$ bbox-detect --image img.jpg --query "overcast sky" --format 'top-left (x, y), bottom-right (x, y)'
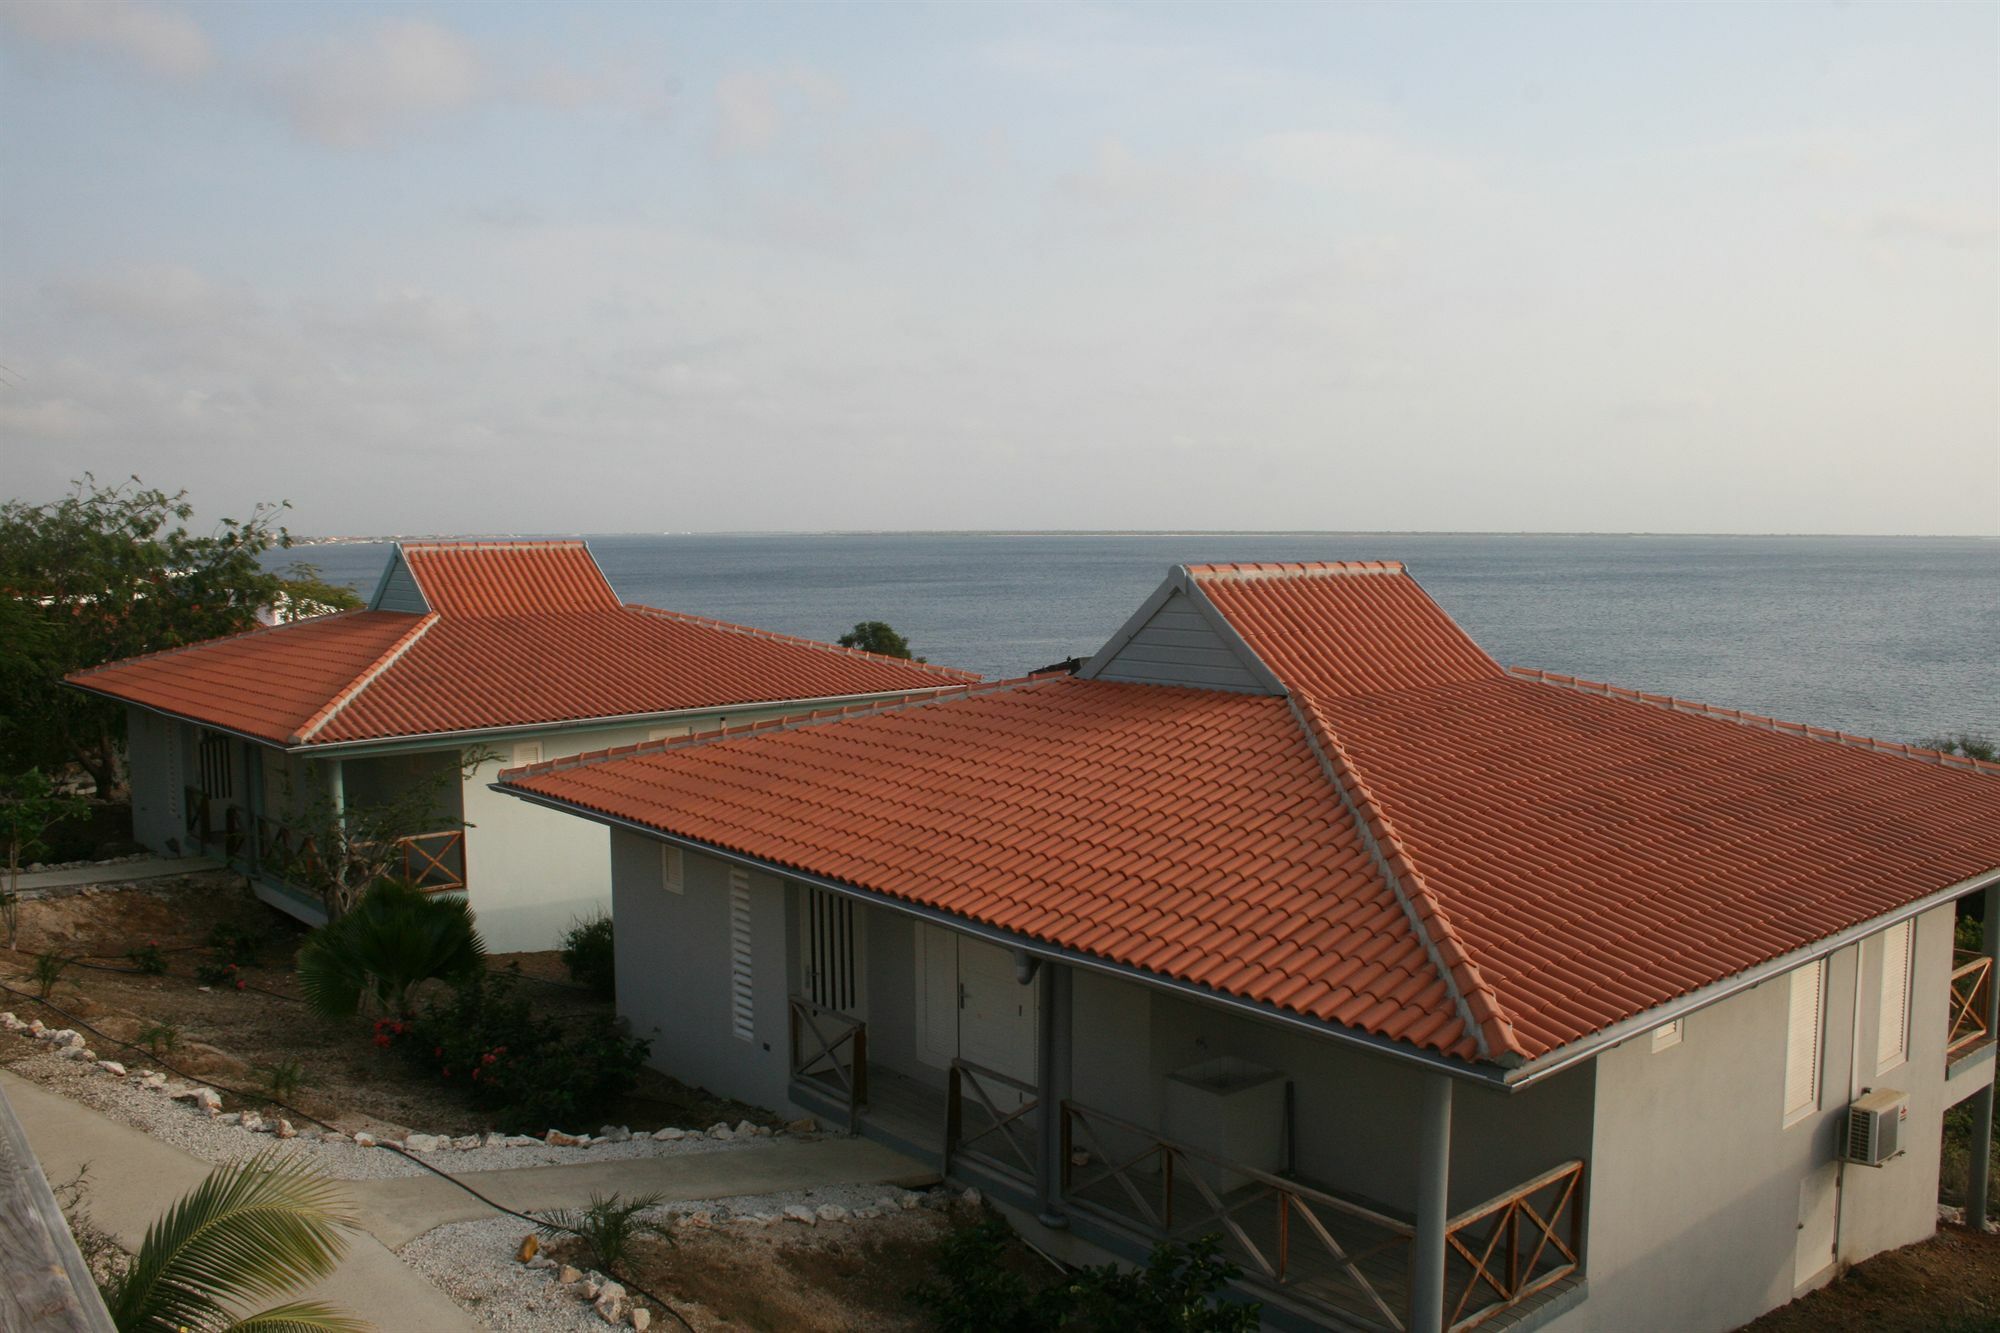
top-left (2, 1), bottom-right (1995, 536)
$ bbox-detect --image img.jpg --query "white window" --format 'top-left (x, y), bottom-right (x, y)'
top-left (729, 869), bottom-right (754, 1042)
top-left (661, 845), bottom-right (684, 894)
top-left (1784, 960), bottom-right (1825, 1125)
top-left (1651, 1018), bottom-right (1684, 1052)
top-left (1876, 920), bottom-right (1913, 1073)
top-left (513, 740), bottom-right (542, 767)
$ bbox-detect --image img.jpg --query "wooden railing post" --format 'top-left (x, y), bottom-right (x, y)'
top-left (849, 1025), bottom-right (867, 1134)
top-left (945, 1064), bottom-right (962, 1174)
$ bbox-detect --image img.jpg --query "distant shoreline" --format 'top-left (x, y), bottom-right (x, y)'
top-left (291, 530), bottom-right (1998, 545)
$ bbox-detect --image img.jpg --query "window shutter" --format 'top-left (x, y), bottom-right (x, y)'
top-left (729, 869), bottom-right (754, 1042)
top-left (1876, 921), bottom-right (1912, 1072)
top-left (1784, 960), bottom-right (1824, 1124)
top-left (802, 886), bottom-right (860, 1013)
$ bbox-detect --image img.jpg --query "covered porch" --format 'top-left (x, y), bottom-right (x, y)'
top-left (782, 894), bottom-right (1589, 1332)
top-left (173, 727), bottom-right (467, 921)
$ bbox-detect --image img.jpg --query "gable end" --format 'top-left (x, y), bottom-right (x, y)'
top-left (369, 547), bottom-right (430, 614)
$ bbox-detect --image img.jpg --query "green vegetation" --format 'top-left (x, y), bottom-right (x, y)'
top-left (125, 941), bottom-right (167, 975)
top-left (560, 912), bottom-right (617, 999)
top-left (389, 968), bottom-right (650, 1133)
top-left (911, 1217), bottom-right (1259, 1332)
top-left (137, 1022), bottom-right (181, 1059)
top-left (31, 948), bottom-right (78, 999)
top-left (1918, 733), bottom-right (1997, 763)
top-left (0, 476), bottom-right (358, 794)
top-left (103, 1148), bottom-right (365, 1333)
top-left (297, 879), bottom-right (485, 1020)
top-left (257, 1057), bottom-right (307, 1102)
top-left (0, 768), bottom-right (88, 948)
top-left (838, 620), bottom-right (913, 659)
top-left (535, 1191), bottom-right (672, 1271)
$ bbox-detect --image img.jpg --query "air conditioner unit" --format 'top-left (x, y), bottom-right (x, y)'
top-left (1844, 1088), bottom-right (1908, 1167)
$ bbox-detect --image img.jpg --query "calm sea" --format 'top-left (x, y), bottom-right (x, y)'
top-left (284, 534), bottom-right (1998, 746)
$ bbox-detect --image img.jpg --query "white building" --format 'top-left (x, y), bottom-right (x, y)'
top-left (68, 540), bottom-right (975, 951)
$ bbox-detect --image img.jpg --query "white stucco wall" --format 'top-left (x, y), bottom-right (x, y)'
top-left (1551, 904), bottom-right (1959, 1333)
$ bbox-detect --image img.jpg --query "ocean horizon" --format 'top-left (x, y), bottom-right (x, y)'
top-left (277, 531), bottom-right (1998, 748)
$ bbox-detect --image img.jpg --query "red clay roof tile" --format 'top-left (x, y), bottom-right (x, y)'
top-left (68, 541), bottom-right (975, 745)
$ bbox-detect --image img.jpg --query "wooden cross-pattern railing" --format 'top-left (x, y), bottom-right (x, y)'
top-left (1949, 951), bottom-right (1993, 1059)
top-left (1060, 1101), bottom-right (1415, 1331)
top-left (945, 1058), bottom-right (1039, 1182)
top-left (182, 785), bottom-right (212, 849)
top-left (788, 996), bottom-right (867, 1134)
top-left (398, 829), bottom-right (466, 892)
top-left (1444, 1159), bottom-right (1585, 1332)
top-left (255, 815), bottom-right (323, 886)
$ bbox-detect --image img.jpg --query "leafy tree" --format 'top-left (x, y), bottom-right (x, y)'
top-left (1919, 734), bottom-right (1998, 763)
top-left (838, 620), bottom-right (913, 659)
top-left (560, 911), bottom-right (617, 999)
top-left (1064, 1234), bottom-right (1259, 1332)
top-left (271, 751), bottom-right (480, 920)
top-left (297, 878), bottom-right (486, 1020)
top-left (0, 476), bottom-right (360, 793)
top-left (103, 1149), bottom-right (365, 1332)
top-left (0, 768), bottom-right (88, 948)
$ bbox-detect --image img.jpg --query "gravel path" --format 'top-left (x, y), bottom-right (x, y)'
top-left (1, 1035), bottom-right (783, 1182)
top-left (401, 1181), bottom-right (950, 1332)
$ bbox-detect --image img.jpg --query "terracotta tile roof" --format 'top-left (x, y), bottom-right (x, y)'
top-left (67, 542), bottom-right (976, 746)
top-left (510, 675), bottom-right (1483, 1059)
top-left (502, 561), bottom-right (2000, 1068)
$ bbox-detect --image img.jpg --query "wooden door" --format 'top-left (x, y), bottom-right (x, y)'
top-left (957, 938), bottom-right (1037, 1110)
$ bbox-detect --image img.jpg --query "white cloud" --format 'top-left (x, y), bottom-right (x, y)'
top-left (1864, 205), bottom-right (1998, 250)
top-left (278, 18), bottom-right (484, 148)
top-left (0, 0), bottom-right (211, 79)
top-left (1245, 129), bottom-right (1481, 200)
top-left (712, 65), bottom-right (845, 156)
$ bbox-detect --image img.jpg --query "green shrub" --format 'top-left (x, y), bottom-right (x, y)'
top-left (257, 1057), bottom-right (306, 1101)
top-left (392, 970), bottom-right (649, 1133)
top-left (536, 1191), bottom-right (671, 1270)
top-left (125, 940), bottom-right (167, 975)
top-left (194, 958), bottom-right (244, 989)
top-left (560, 913), bottom-right (617, 999)
top-left (297, 879), bottom-right (485, 1020)
top-left (137, 1022), bottom-right (180, 1058)
top-left (205, 921), bottom-right (263, 967)
top-left (911, 1219), bottom-right (1260, 1333)
top-left (31, 949), bottom-right (77, 999)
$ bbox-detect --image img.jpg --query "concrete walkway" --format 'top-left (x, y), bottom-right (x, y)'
top-left (351, 1137), bottom-right (936, 1246)
top-left (15, 855), bottom-right (221, 893)
top-left (3, 1067), bottom-right (934, 1329)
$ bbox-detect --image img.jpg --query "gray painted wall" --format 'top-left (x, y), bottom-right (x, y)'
top-left (370, 552), bottom-right (429, 613)
top-left (1553, 904), bottom-right (1958, 1333)
top-left (125, 707), bottom-right (180, 853)
top-left (1092, 590), bottom-right (1268, 692)
top-left (610, 833), bottom-right (796, 1115)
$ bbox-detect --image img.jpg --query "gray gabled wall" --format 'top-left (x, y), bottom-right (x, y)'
top-left (369, 550), bottom-right (428, 613)
top-left (1090, 589), bottom-right (1268, 692)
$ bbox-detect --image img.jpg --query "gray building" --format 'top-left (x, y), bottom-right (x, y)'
top-left (503, 561), bottom-right (2000, 1332)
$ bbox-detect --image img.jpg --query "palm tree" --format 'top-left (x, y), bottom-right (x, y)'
top-left (105, 1149), bottom-right (367, 1332)
top-left (297, 878), bottom-right (485, 1020)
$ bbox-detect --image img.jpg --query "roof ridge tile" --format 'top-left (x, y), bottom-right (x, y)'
top-left (1508, 666), bottom-right (2000, 777)
top-left (623, 603), bottom-right (980, 682)
top-left (1186, 560), bottom-right (1407, 581)
top-left (502, 674), bottom-right (1048, 782)
top-left (1286, 690), bottom-right (1529, 1063)
top-left (292, 613), bottom-right (441, 744)
top-left (63, 609), bottom-right (381, 682)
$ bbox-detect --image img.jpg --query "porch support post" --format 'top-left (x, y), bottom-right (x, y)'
top-left (243, 745), bottom-right (264, 876)
top-left (1412, 1072), bottom-right (1453, 1333)
top-left (1036, 962), bottom-right (1072, 1228)
top-left (1970, 885), bottom-right (2000, 1231)
top-left (326, 758), bottom-right (344, 826)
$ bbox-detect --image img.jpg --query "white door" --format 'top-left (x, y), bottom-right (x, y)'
top-left (956, 938), bottom-right (1038, 1110)
top-left (1795, 1166), bottom-right (1837, 1288)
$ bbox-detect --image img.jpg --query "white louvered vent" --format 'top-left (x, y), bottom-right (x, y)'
top-left (802, 886), bottom-right (860, 1013)
top-left (661, 845), bottom-right (684, 894)
top-left (1784, 959), bottom-right (1825, 1125)
top-left (1876, 921), bottom-right (1912, 1073)
top-left (514, 741), bottom-right (542, 767)
top-left (1651, 1018), bottom-right (1683, 1052)
top-left (729, 869), bottom-right (754, 1042)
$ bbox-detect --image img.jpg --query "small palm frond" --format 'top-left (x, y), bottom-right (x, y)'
top-left (108, 1149), bottom-right (360, 1333)
top-left (219, 1301), bottom-right (372, 1333)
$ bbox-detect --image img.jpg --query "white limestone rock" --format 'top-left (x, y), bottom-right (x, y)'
top-left (596, 1125), bottom-right (633, 1144)
top-left (94, 1060), bottom-right (126, 1077)
top-left (706, 1123), bottom-right (734, 1141)
top-left (451, 1134), bottom-right (481, 1151)
top-left (629, 1309), bottom-right (651, 1332)
top-left (815, 1204), bottom-right (848, 1223)
top-left (353, 1132), bottom-right (377, 1148)
top-left (404, 1133), bottom-right (445, 1152)
top-left (651, 1127), bottom-right (686, 1141)
top-left (275, 1119), bottom-right (297, 1139)
top-left (783, 1204), bottom-right (816, 1225)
